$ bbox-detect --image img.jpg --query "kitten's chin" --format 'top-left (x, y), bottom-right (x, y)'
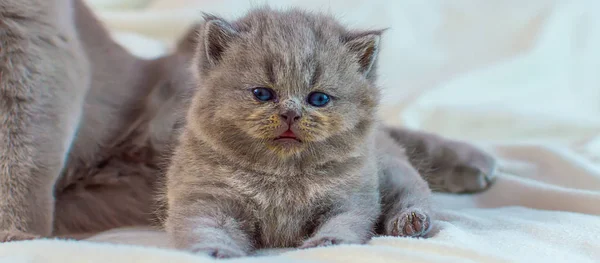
top-left (266, 138), bottom-right (306, 157)
top-left (274, 138), bottom-right (302, 144)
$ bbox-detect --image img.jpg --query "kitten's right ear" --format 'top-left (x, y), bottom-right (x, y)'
top-left (344, 30), bottom-right (385, 77)
top-left (201, 14), bottom-right (239, 67)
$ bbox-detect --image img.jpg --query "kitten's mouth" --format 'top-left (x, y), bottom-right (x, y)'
top-left (275, 130), bottom-right (301, 143)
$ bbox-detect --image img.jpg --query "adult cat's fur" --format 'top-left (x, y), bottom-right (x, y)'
top-left (0, 0), bottom-right (195, 240)
top-left (0, 0), bottom-right (90, 239)
top-left (163, 8), bottom-right (495, 258)
top-left (0, 1), bottom-right (495, 242)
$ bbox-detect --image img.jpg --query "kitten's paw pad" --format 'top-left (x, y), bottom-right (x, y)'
top-left (300, 237), bottom-right (348, 249)
top-left (389, 210), bottom-right (431, 238)
top-left (190, 245), bottom-right (246, 258)
top-left (0, 231), bottom-right (39, 243)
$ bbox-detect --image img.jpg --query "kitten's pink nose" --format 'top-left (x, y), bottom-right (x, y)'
top-left (280, 110), bottom-right (301, 124)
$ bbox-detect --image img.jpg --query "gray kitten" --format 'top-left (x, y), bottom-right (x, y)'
top-left (164, 8), bottom-right (495, 258)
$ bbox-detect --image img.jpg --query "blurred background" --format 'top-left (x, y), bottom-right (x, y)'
top-left (84, 0), bottom-right (600, 162)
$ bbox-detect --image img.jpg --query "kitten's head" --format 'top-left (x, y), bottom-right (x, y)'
top-left (188, 8), bottom-right (383, 169)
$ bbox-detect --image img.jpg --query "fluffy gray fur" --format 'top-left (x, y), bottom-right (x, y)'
top-left (0, 0), bottom-right (195, 241)
top-left (164, 8), bottom-right (496, 258)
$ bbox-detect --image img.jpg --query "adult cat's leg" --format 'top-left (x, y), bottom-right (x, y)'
top-left (0, 0), bottom-right (89, 240)
top-left (384, 126), bottom-right (497, 193)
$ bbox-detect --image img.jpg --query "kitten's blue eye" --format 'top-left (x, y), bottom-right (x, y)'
top-left (307, 92), bottom-right (331, 107)
top-left (252, 88), bottom-right (275, 102)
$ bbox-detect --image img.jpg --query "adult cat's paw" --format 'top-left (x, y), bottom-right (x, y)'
top-left (189, 244), bottom-right (246, 259)
top-left (387, 209), bottom-right (431, 238)
top-left (300, 236), bottom-right (358, 249)
top-left (0, 230), bottom-right (39, 243)
top-left (432, 142), bottom-right (497, 193)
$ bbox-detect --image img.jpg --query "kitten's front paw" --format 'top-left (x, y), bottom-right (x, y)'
top-left (0, 230), bottom-right (39, 243)
top-left (435, 142), bottom-right (497, 193)
top-left (387, 209), bottom-right (431, 238)
top-left (189, 244), bottom-right (246, 259)
top-left (300, 236), bottom-right (355, 249)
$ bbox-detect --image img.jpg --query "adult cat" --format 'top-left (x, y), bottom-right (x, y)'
top-left (0, 0), bottom-right (195, 241)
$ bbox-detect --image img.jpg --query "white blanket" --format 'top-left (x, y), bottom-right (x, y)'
top-left (2, 0), bottom-right (600, 262)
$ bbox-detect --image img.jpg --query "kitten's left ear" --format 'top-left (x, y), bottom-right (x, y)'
top-left (344, 30), bottom-right (384, 77)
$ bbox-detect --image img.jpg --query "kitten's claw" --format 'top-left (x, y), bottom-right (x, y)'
top-left (300, 236), bottom-right (349, 249)
top-left (388, 209), bottom-right (431, 237)
top-left (0, 230), bottom-right (39, 243)
top-left (190, 245), bottom-right (246, 259)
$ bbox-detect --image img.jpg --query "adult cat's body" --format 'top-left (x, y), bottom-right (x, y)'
top-left (0, 1), bottom-right (495, 242)
top-left (0, 0), bottom-right (195, 240)
top-left (163, 9), bottom-right (496, 258)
